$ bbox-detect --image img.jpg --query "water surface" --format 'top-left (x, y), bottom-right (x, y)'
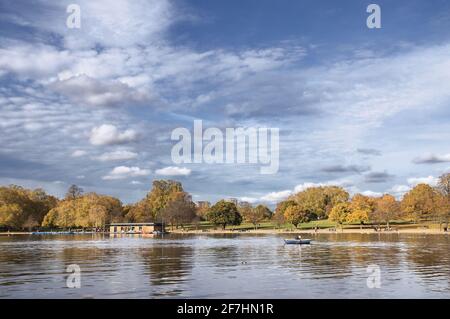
top-left (1, 233), bottom-right (449, 298)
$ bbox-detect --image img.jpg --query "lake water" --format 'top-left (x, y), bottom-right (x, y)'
top-left (0, 233), bottom-right (449, 298)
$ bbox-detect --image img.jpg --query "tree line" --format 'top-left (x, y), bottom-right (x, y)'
top-left (274, 173), bottom-right (450, 230)
top-left (0, 173), bottom-right (449, 231)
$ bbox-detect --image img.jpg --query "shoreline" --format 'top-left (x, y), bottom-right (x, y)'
top-left (1, 228), bottom-right (449, 236)
top-left (169, 228), bottom-right (450, 235)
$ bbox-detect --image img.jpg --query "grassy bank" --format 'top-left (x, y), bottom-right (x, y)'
top-left (169, 219), bottom-right (449, 234)
top-left (1, 220), bottom-right (448, 236)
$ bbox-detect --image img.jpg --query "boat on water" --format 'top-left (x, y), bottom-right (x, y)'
top-left (31, 231), bottom-right (75, 235)
top-left (284, 238), bottom-right (312, 245)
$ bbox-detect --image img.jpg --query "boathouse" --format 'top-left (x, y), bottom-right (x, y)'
top-left (109, 222), bottom-right (165, 234)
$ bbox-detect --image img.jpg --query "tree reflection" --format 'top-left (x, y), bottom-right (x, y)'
top-left (139, 245), bottom-right (193, 296)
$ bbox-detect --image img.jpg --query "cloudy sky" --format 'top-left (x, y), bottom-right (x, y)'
top-left (1, 0), bottom-right (450, 206)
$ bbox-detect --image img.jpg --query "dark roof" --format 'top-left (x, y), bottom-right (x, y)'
top-left (108, 223), bottom-right (164, 226)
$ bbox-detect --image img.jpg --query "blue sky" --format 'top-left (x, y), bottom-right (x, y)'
top-left (1, 0), bottom-right (450, 206)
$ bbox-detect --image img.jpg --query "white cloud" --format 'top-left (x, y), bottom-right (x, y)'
top-left (389, 184), bottom-right (411, 197)
top-left (51, 75), bottom-right (152, 107)
top-left (241, 179), bottom-right (354, 205)
top-left (6, 0), bottom-right (178, 50)
top-left (260, 190), bottom-right (292, 203)
top-left (0, 44), bottom-right (72, 78)
top-left (71, 150), bottom-right (87, 157)
top-left (293, 180), bottom-right (352, 193)
top-left (407, 175), bottom-right (439, 187)
top-left (388, 176), bottom-right (439, 198)
top-left (130, 180), bottom-right (143, 185)
top-left (103, 166), bottom-right (150, 180)
top-left (2, 1), bottom-right (450, 205)
top-left (90, 124), bottom-right (138, 145)
top-left (360, 190), bottom-right (383, 197)
top-left (95, 150), bottom-right (138, 161)
top-left (155, 166), bottom-right (191, 176)
top-left (238, 197), bottom-right (259, 204)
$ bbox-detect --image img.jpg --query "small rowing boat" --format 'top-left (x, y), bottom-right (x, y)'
top-left (284, 239), bottom-right (312, 245)
top-left (31, 231), bottom-right (75, 235)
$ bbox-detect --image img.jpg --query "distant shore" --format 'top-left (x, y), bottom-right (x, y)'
top-left (1, 228), bottom-right (449, 236)
top-left (169, 227), bottom-right (450, 235)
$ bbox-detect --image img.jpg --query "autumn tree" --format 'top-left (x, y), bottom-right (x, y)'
top-left (438, 173), bottom-right (450, 197)
top-left (255, 204), bottom-right (273, 219)
top-left (348, 194), bottom-right (375, 228)
top-left (207, 200), bottom-right (242, 230)
top-left (374, 194), bottom-right (400, 229)
top-left (291, 186), bottom-right (349, 219)
top-left (247, 205), bottom-right (266, 230)
top-left (42, 193), bottom-right (123, 228)
top-left (0, 185), bottom-right (58, 230)
top-left (323, 186), bottom-right (350, 216)
top-left (238, 201), bottom-right (253, 222)
top-left (329, 202), bottom-right (352, 229)
top-left (437, 173), bottom-right (450, 230)
top-left (126, 200), bottom-right (153, 222)
top-left (272, 211), bottom-right (286, 228)
top-left (161, 192), bottom-right (196, 230)
top-left (433, 193), bottom-right (449, 229)
top-left (401, 184), bottom-right (439, 223)
top-left (65, 185), bottom-right (83, 200)
top-left (195, 202), bottom-right (211, 220)
top-left (272, 200), bottom-right (294, 228)
top-left (275, 200), bottom-right (296, 216)
top-left (283, 204), bottom-right (311, 228)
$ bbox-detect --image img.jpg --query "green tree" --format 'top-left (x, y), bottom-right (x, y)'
top-left (255, 204), bottom-right (273, 219)
top-left (207, 200), bottom-right (242, 230)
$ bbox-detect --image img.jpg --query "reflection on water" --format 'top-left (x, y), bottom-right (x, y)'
top-left (0, 233), bottom-right (449, 298)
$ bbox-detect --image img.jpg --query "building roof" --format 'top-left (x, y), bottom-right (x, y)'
top-left (108, 222), bottom-right (164, 226)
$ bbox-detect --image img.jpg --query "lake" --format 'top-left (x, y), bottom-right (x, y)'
top-left (0, 233), bottom-right (449, 298)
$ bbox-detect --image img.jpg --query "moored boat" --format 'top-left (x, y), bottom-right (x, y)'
top-left (31, 231), bottom-right (75, 235)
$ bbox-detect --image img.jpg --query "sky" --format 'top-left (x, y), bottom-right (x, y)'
top-left (1, 0), bottom-right (450, 206)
